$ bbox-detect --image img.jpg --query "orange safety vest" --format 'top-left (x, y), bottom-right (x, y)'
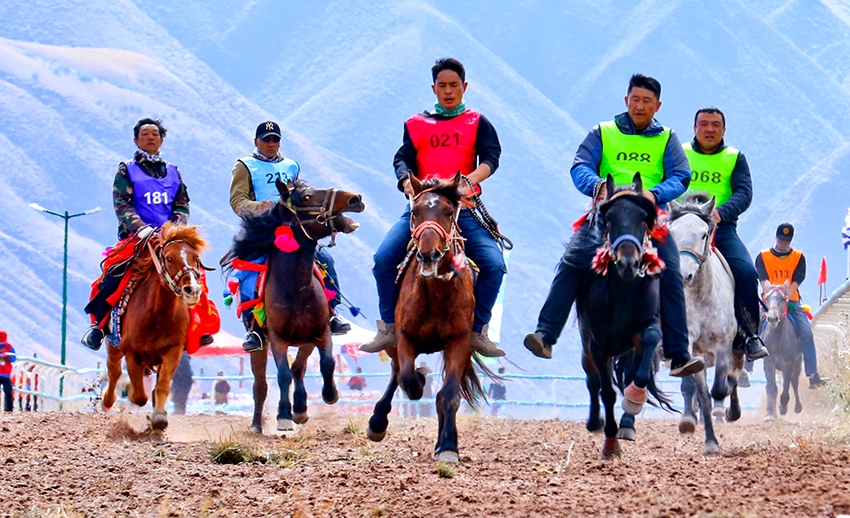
top-left (405, 110), bottom-right (480, 187)
top-left (760, 249), bottom-right (803, 301)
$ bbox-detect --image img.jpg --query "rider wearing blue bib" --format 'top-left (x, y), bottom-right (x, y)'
top-left (229, 121), bottom-right (350, 353)
top-left (525, 74), bottom-right (704, 378)
top-left (682, 107), bottom-right (769, 364)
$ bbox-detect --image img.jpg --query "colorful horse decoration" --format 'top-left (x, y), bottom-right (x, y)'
top-left (222, 178), bottom-right (364, 433)
top-left (367, 173), bottom-right (496, 463)
top-left (762, 281), bottom-right (804, 421)
top-left (576, 174), bottom-right (674, 459)
top-left (102, 223), bottom-right (211, 441)
top-left (667, 194), bottom-right (743, 454)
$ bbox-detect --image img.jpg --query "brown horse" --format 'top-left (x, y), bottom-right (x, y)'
top-left (367, 173), bottom-right (493, 462)
top-left (224, 178), bottom-right (364, 433)
top-left (102, 223), bottom-right (209, 441)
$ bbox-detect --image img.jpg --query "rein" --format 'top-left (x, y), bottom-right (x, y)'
top-left (675, 210), bottom-right (716, 266)
top-left (147, 239), bottom-right (203, 298)
top-left (409, 190), bottom-right (466, 281)
top-left (281, 188), bottom-right (342, 244)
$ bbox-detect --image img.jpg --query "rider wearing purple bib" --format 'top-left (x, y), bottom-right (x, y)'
top-left (82, 118), bottom-right (192, 350)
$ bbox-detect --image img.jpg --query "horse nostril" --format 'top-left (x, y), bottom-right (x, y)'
top-left (349, 195), bottom-right (362, 206)
top-left (183, 286), bottom-right (195, 296)
top-left (416, 252), bottom-right (426, 264)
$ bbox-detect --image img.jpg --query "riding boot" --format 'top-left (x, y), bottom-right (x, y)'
top-left (330, 315), bottom-right (351, 335)
top-left (359, 320), bottom-right (396, 353)
top-left (469, 325), bottom-right (506, 357)
top-left (81, 325), bottom-right (105, 351)
top-left (242, 312), bottom-right (264, 353)
top-left (733, 296), bottom-right (769, 361)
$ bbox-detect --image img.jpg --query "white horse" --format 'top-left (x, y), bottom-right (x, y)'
top-left (668, 194), bottom-right (743, 454)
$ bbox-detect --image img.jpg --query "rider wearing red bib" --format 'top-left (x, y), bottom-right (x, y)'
top-left (360, 58), bottom-right (506, 357)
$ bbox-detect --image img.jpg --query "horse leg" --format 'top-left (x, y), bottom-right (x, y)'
top-left (679, 375), bottom-right (698, 434)
top-left (582, 344), bottom-right (603, 433)
top-left (102, 347), bottom-right (124, 411)
top-left (270, 343), bottom-right (295, 431)
top-left (367, 348), bottom-right (399, 442)
top-left (435, 340), bottom-right (468, 463)
top-left (592, 350), bottom-right (620, 459)
top-left (290, 345), bottom-right (312, 425)
top-left (725, 351), bottom-right (744, 422)
top-left (317, 335), bottom-right (339, 405)
top-left (617, 413), bottom-right (636, 441)
top-left (694, 370), bottom-right (719, 454)
top-left (764, 359), bottom-right (777, 422)
top-left (397, 334), bottom-right (424, 400)
top-left (779, 367), bottom-right (791, 416)
top-left (124, 354), bottom-right (148, 408)
top-left (792, 360), bottom-right (803, 414)
top-left (249, 347), bottom-right (269, 433)
top-left (149, 345), bottom-right (182, 442)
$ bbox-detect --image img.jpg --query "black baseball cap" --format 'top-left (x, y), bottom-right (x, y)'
top-left (776, 223), bottom-right (794, 241)
top-left (256, 121), bottom-right (282, 139)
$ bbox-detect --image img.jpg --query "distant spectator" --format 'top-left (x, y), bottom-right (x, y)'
top-left (0, 331), bottom-right (17, 412)
top-left (214, 371), bottom-right (230, 405)
top-left (488, 367), bottom-right (507, 416)
top-left (348, 367), bottom-right (366, 392)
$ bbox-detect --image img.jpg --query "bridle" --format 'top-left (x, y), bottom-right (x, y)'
top-left (410, 188), bottom-right (465, 280)
top-left (597, 193), bottom-right (660, 278)
top-left (147, 239), bottom-right (205, 298)
top-left (764, 284), bottom-right (789, 321)
top-left (281, 188), bottom-right (344, 242)
top-left (675, 211), bottom-right (716, 267)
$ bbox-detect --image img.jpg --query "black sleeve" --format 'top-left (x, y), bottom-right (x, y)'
top-left (476, 114), bottom-right (501, 174)
top-left (717, 152), bottom-right (753, 223)
top-left (393, 124), bottom-right (417, 192)
top-left (793, 253), bottom-right (806, 285)
top-left (755, 253), bottom-right (768, 282)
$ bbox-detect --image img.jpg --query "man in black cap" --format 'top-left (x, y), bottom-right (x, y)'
top-left (755, 223), bottom-right (828, 388)
top-left (228, 121), bottom-right (351, 353)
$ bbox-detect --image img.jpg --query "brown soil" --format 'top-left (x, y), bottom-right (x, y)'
top-left (0, 409), bottom-right (849, 518)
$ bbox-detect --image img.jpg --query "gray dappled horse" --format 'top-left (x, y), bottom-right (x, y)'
top-left (762, 281), bottom-right (803, 421)
top-left (667, 194), bottom-right (743, 454)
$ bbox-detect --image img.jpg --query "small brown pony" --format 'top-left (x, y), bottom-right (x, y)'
top-left (367, 173), bottom-right (493, 463)
top-left (102, 223), bottom-right (209, 441)
top-left (224, 178), bottom-right (364, 433)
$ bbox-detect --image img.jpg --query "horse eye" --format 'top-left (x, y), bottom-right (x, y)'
top-left (166, 257), bottom-right (172, 263)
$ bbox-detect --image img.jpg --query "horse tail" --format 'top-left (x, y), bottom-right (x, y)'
top-left (452, 353), bottom-right (502, 407)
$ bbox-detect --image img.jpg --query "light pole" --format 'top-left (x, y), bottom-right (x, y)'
top-left (29, 203), bottom-right (103, 367)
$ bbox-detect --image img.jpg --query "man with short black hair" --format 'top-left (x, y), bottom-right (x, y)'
top-left (756, 223), bottom-right (827, 388)
top-left (682, 107), bottom-right (768, 362)
top-left (525, 74), bottom-right (704, 377)
top-left (359, 57), bottom-right (507, 357)
top-left (229, 121), bottom-right (350, 353)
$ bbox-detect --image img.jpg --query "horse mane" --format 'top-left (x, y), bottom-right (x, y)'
top-left (226, 179), bottom-right (313, 263)
top-left (669, 192), bottom-right (714, 226)
top-left (133, 223), bottom-right (208, 279)
top-left (418, 178), bottom-right (463, 206)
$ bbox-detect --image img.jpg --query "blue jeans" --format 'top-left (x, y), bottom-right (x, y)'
top-left (316, 247), bottom-right (342, 309)
top-left (788, 302), bottom-right (818, 377)
top-left (373, 207), bottom-right (506, 333)
top-left (714, 224), bottom-right (760, 337)
top-left (535, 219), bottom-right (690, 361)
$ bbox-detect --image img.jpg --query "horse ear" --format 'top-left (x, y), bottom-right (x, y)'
top-left (632, 173), bottom-right (643, 193)
top-left (668, 199), bottom-right (681, 214)
top-left (605, 174), bottom-right (615, 201)
top-left (450, 171), bottom-right (463, 189)
top-left (782, 279), bottom-right (790, 289)
top-left (410, 174), bottom-right (422, 196)
top-left (699, 196), bottom-right (717, 217)
top-left (276, 178), bottom-right (292, 202)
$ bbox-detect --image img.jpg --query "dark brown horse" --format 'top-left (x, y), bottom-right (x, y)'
top-left (102, 223), bottom-right (208, 441)
top-left (367, 173), bottom-right (492, 462)
top-left (224, 178), bottom-right (364, 433)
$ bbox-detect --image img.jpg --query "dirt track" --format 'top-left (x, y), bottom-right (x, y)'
top-left (1, 407), bottom-right (849, 518)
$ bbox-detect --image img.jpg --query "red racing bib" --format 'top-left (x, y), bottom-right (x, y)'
top-left (406, 110), bottom-right (480, 184)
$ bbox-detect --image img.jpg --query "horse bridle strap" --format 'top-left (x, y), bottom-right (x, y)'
top-left (147, 240), bottom-right (202, 297)
top-left (283, 188), bottom-right (341, 241)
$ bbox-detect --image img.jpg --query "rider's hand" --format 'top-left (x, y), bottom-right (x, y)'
top-left (711, 208), bottom-right (722, 224)
top-left (256, 200), bottom-right (275, 213)
top-left (403, 178), bottom-right (414, 197)
top-left (641, 190), bottom-right (657, 204)
top-left (136, 226), bottom-right (155, 239)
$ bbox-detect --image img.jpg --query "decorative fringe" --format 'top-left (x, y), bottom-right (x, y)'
top-left (274, 225), bottom-right (299, 252)
top-left (572, 213), bottom-right (589, 232)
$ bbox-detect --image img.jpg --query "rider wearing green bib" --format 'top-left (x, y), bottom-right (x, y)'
top-left (682, 107), bottom-right (768, 364)
top-left (525, 74), bottom-right (704, 378)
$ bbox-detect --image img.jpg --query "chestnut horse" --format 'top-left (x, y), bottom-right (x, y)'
top-left (367, 174), bottom-right (494, 463)
top-left (224, 178), bottom-right (364, 433)
top-left (102, 223), bottom-right (209, 441)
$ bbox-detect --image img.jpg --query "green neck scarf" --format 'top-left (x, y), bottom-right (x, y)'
top-left (434, 101), bottom-right (467, 118)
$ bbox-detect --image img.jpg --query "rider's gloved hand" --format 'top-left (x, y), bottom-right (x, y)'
top-left (136, 225), bottom-right (156, 239)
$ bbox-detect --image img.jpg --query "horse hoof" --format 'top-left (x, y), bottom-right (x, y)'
top-left (765, 414), bottom-right (775, 422)
top-left (703, 441), bottom-right (720, 455)
top-left (366, 426), bottom-right (387, 442)
top-left (586, 418), bottom-right (604, 433)
top-left (621, 398), bottom-right (644, 416)
top-left (794, 403), bottom-right (803, 414)
top-left (151, 430), bottom-right (166, 443)
top-left (617, 427), bottom-right (636, 441)
top-left (151, 411), bottom-right (168, 431)
top-left (602, 437), bottom-right (622, 460)
top-left (726, 406), bottom-right (741, 422)
top-left (712, 404), bottom-right (725, 419)
top-left (293, 412), bottom-right (309, 425)
top-left (435, 450), bottom-right (459, 463)
top-left (780, 405), bottom-right (788, 416)
top-left (249, 425), bottom-right (262, 434)
top-left (679, 416), bottom-right (696, 434)
top-left (323, 389), bottom-right (339, 405)
top-left (277, 419), bottom-right (295, 431)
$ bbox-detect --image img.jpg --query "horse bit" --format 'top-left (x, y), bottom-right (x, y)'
top-left (282, 188), bottom-right (344, 244)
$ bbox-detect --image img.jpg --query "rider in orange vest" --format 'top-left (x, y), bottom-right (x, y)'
top-left (755, 223), bottom-right (827, 388)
